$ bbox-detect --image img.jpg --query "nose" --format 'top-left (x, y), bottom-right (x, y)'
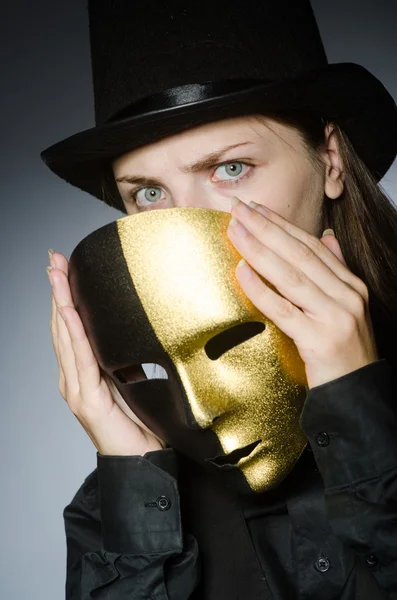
top-left (171, 189), bottom-right (209, 209)
top-left (169, 180), bottom-right (224, 210)
top-left (171, 192), bottom-right (233, 213)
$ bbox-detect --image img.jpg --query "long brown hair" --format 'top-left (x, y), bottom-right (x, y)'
top-left (266, 110), bottom-right (397, 368)
top-left (101, 111), bottom-right (397, 368)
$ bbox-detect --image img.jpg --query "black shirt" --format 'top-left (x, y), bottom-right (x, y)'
top-left (63, 359), bottom-right (397, 599)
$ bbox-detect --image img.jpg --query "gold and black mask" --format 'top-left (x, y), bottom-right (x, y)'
top-left (68, 208), bottom-right (308, 494)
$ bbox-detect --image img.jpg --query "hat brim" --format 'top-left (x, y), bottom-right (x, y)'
top-left (41, 62), bottom-right (397, 207)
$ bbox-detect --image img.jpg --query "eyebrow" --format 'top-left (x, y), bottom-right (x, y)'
top-left (115, 142), bottom-right (253, 186)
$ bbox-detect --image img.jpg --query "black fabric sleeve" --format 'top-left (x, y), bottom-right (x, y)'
top-left (63, 448), bottom-right (200, 600)
top-left (300, 359), bottom-right (397, 597)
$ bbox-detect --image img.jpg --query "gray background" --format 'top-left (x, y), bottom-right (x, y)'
top-left (1, 1), bottom-right (396, 598)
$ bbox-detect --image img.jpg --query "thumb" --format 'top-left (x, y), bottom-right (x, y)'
top-left (320, 229), bottom-right (347, 266)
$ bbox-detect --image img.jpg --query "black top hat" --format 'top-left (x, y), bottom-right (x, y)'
top-left (41, 0), bottom-right (397, 210)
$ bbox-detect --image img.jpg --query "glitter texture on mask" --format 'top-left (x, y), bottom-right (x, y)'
top-left (117, 208), bottom-right (308, 492)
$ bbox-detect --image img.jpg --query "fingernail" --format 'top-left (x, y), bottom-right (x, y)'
top-left (46, 266), bottom-right (53, 283)
top-left (322, 229), bottom-right (335, 237)
top-left (231, 196), bottom-right (240, 207)
top-left (251, 202), bottom-right (269, 216)
top-left (48, 249), bottom-right (55, 267)
top-left (228, 217), bottom-right (247, 237)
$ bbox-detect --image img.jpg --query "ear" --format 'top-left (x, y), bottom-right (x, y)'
top-left (323, 124), bottom-right (345, 200)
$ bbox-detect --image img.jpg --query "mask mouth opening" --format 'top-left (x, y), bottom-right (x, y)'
top-left (206, 439), bottom-right (262, 466)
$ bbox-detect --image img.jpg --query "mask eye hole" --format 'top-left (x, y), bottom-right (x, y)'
top-left (113, 363), bottom-right (169, 383)
top-left (205, 322), bottom-right (265, 360)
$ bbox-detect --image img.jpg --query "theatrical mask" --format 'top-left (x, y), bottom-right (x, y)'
top-left (68, 208), bottom-right (308, 494)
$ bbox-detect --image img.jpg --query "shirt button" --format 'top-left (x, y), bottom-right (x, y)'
top-left (156, 495), bottom-right (172, 511)
top-left (314, 556), bottom-right (330, 573)
top-left (316, 432), bottom-right (330, 447)
top-left (366, 554), bottom-right (378, 568)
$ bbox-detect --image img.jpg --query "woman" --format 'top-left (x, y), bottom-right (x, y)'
top-left (42, 1), bottom-right (397, 598)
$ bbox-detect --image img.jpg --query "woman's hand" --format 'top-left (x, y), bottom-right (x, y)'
top-left (47, 250), bottom-right (164, 456)
top-left (226, 197), bottom-right (379, 390)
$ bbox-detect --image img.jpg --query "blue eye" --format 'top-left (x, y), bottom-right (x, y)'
top-left (213, 161), bottom-right (246, 181)
top-left (134, 186), bottom-right (165, 207)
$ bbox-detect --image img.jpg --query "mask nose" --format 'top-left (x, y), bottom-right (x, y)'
top-left (185, 321), bottom-right (267, 430)
top-left (184, 404), bottom-right (223, 430)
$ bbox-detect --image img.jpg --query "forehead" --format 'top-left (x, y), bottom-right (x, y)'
top-left (112, 115), bottom-right (298, 173)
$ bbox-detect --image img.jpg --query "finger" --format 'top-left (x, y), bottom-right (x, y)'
top-left (50, 268), bottom-right (81, 399)
top-left (54, 292), bottom-right (69, 395)
top-left (51, 267), bottom-right (104, 404)
top-left (50, 286), bottom-right (62, 369)
top-left (51, 251), bottom-right (69, 277)
top-left (60, 304), bottom-right (103, 407)
top-left (228, 219), bottom-right (338, 319)
top-left (48, 251), bottom-right (60, 363)
top-left (49, 273), bottom-right (59, 356)
top-left (48, 269), bottom-right (67, 389)
top-left (51, 252), bottom-right (72, 393)
top-left (234, 258), bottom-right (310, 343)
top-left (48, 251), bottom-right (70, 369)
top-left (320, 233), bottom-right (347, 266)
top-left (237, 203), bottom-right (362, 293)
top-left (230, 199), bottom-right (365, 299)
